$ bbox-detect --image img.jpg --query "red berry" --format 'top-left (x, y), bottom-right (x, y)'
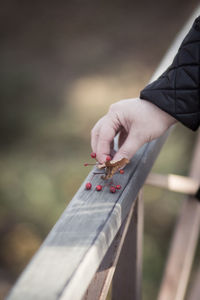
top-left (106, 155), bottom-right (111, 161)
top-left (119, 169), bottom-right (124, 174)
top-left (91, 152), bottom-right (96, 159)
top-left (116, 184), bottom-right (121, 190)
top-left (85, 182), bottom-right (92, 190)
top-left (84, 163), bottom-right (88, 166)
top-left (110, 186), bottom-right (116, 193)
top-left (96, 185), bottom-right (102, 191)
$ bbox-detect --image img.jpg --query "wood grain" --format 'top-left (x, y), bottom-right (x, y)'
top-left (82, 191), bottom-right (142, 300)
top-left (7, 136), bottom-right (168, 300)
top-left (112, 191), bottom-right (143, 300)
top-left (187, 263), bottom-right (200, 300)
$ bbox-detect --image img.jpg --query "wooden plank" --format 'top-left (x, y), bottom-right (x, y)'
top-left (82, 191), bottom-right (142, 300)
top-left (146, 173), bottom-right (199, 196)
top-left (7, 8), bottom-right (200, 300)
top-left (157, 131), bottom-right (200, 300)
top-left (112, 191), bottom-right (143, 300)
top-left (7, 136), bottom-right (165, 300)
top-left (187, 263), bottom-right (200, 300)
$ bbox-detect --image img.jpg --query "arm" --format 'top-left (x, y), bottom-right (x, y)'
top-left (91, 17), bottom-right (200, 163)
top-left (140, 16), bottom-right (200, 131)
top-left (91, 98), bottom-right (176, 163)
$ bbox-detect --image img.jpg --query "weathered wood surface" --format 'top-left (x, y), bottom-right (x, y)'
top-left (7, 135), bottom-right (167, 300)
top-left (83, 191), bottom-right (143, 300)
top-left (187, 262), bottom-right (200, 300)
top-left (7, 7), bottom-right (200, 300)
top-left (157, 131), bottom-right (200, 300)
top-left (112, 191), bottom-right (143, 300)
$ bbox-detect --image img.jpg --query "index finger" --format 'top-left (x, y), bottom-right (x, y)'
top-left (96, 118), bottom-right (118, 163)
top-left (91, 116), bottom-right (105, 154)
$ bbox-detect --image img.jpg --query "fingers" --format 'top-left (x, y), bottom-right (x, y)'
top-left (91, 117), bottom-right (105, 154)
top-left (91, 115), bottom-right (119, 163)
top-left (96, 122), bottom-right (116, 163)
top-left (91, 118), bottom-right (143, 163)
top-left (90, 97), bottom-right (173, 164)
top-left (113, 130), bottom-right (144, 161)
top-left (92, 118), bottom-right (144, 164)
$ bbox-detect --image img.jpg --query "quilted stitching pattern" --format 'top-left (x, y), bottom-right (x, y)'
top-left (140, 16), bottom-right (200, 131)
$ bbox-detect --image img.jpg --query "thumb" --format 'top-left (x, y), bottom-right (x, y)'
top-left (113, 131), bottom-right (144, 162)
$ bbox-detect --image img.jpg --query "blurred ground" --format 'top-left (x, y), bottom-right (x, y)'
top-left (0, 0), bottom-right (199, 299)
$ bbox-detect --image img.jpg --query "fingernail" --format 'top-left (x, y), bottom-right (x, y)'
top-left (112, 155), bottom-right (123, 162)
top-left (97, 155), bottom-right (106, 164)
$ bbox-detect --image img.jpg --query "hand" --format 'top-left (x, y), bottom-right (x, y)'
top-left (91, 98), bottom-right (177, 163)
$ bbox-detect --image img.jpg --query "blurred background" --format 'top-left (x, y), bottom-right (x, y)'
top-left (0, 0), bottom-right (199, 299)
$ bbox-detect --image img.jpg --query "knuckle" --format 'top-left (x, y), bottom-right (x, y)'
top-left (91, 126), bottom-right (99, 137)
top-left (90, 129), bottom-right (95, 138)
top-left (109, 103), bottom-right (118, 113)
top-left (100, 125), bottom-right (108, 136)
top-left (91, 128), bottom-right (95, 136)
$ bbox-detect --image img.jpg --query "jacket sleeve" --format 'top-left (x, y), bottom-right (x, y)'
top-left (140, 16), bottom-right (200, 131)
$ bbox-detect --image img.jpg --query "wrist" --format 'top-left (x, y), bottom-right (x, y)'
top-left (140, 98), bottom-right (177, 128)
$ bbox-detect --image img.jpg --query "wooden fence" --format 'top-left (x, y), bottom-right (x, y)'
top-left (7, 6), bottom-right (200, 300)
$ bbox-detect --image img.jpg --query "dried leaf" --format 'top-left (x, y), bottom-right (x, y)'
top-left (98, 158), bottom-right (129, 180)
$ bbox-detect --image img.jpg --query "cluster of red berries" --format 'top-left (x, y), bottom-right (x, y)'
top-left (85, 182), bottom-right (122, 193)
top-left (84, 152), bottom-right (124, 193)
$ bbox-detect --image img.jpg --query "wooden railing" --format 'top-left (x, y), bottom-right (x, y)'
top-left (7, 7), bottom-right (200, 300)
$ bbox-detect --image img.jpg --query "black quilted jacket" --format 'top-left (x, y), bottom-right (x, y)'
top-left (140, 16), bottom-right (200, 131)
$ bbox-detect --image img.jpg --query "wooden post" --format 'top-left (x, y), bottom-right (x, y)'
top-left (157, 131), bottom-right (200, 300)
top-left (112, 191), bottom-right (143, 300)
top-left (187, 263), bottom-right (200, 300)
top-left (146, 173), bottom-right (199, 196)
top-left (82, 192), bottom-right (140, 300)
